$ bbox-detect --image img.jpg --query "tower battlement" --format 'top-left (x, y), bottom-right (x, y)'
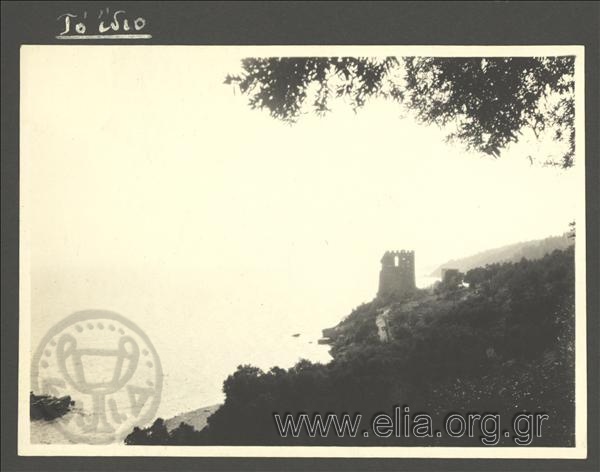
top-left (378, 249), bottom-right (416, 298)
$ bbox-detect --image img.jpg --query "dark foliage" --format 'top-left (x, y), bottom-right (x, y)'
top-left (125, 418), bottom-right (170, 445)
top-left (403, 57), bottom-right (574, 166)
top-left (225, 57), bottom-right (401, 121)
top-left (124, 418), bottom-right (203, 446)
top-left (226, 56), bottom-right (575, 167)
top-left (126, 247), bottom-right (575, 446)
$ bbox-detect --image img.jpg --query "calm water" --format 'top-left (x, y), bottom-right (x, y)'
top-left (31, 270), bottom-right (439, 424)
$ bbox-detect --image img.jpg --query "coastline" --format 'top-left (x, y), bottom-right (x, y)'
top-left (164, 403), bottom-right (222, 432)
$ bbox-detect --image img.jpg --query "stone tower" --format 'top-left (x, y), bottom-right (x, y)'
top-left (378, 250), bottom-right (416, 298)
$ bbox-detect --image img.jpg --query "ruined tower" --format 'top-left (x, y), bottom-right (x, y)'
top-left (378, 250), bottom-right (416, 298)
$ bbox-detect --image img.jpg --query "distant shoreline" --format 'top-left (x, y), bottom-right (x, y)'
top-left (164, 403), bottom-right (222, 433)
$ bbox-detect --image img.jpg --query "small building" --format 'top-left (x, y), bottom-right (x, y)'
top-left (440, 268), bottom-right (463, 287)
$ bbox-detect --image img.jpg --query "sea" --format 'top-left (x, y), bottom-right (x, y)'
top-left (30, 270), bottom-right (439, 426)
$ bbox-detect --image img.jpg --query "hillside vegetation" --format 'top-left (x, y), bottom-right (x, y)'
top-left (126, 246), bottom-right (575, 446)
top-left (430, 233), bottom-right (573, 276)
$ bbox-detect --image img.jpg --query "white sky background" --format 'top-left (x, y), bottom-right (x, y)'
top-left (22, 47), bottom-right (578, 406)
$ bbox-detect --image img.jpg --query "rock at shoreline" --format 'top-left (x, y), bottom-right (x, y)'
top-left (30, 392), bottom-right (74, 421)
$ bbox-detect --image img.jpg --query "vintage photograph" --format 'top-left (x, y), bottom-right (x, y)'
top-left (18, 45), bottom-right (585, 457)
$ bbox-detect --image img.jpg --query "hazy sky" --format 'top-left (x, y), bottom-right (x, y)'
top-left (22, 46), bottom-right (578, 366)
